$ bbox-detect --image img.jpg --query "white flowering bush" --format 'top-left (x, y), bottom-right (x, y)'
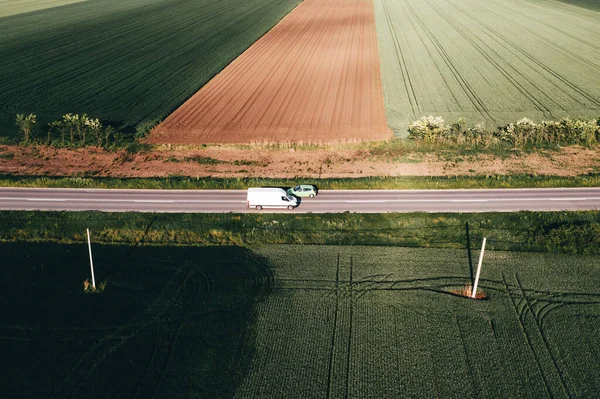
top-left (407, 116), bottom-right (450, 142)
top-left (500, 117), bottom-right (599, 146)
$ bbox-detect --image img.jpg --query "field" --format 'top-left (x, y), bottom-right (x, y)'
top-left (148, 0), bottom-right (392, 144)
top-left (374, 0), bottom-right (600, 135)
top-left (1, 0), bottom-right (87, 18)
top-left (2, 242), bottom-right (600, 397)
top-left (0, 0), bottom-right (300, 136)
top-left (0, 243), bottom-right (272, 397)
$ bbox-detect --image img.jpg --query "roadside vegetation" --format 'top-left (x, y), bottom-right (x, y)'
top-left (2, 210), bottom-right (600, 254)
top-left (1, 174), bottom-right (600, 190)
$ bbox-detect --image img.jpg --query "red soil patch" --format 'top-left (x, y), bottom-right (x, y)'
top-left (147, 0), bottom-right (392, 144)
top-left (1, 145), bottom-right (599, 179)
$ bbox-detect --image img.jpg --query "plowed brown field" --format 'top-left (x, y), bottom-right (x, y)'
top-left (147, 0), bottom-right (392, 144)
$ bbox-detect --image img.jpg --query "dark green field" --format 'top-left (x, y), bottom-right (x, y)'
top-left (0, 243), bottom-right (272, 398)
top-left (0, 0), bottom-right (300, 137)
top-left (2, 242), bottom-right (600, 397)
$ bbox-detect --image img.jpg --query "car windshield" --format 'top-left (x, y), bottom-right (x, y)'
top-left (294, 186), bottom-right (301, 191)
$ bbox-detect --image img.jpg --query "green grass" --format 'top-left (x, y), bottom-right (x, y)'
top-left (0, 0), bottom-right (300, 137)
top-left (2, 210), bottom-right (600, 254)
top-left (3, 241), bottom-right (600, 397)
top-left (1, 173), bottom-right (600, 190)
top-left (374, 0), bottom-right (600, 136)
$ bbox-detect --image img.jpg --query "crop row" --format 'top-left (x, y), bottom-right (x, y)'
top-left (238, 245), bottom-right (600, 397)
top-left (0, 0), bottom-right (301, 135)
top-left (375, 0), bottom-right (600, 135)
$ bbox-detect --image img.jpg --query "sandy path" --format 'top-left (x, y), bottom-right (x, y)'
top-left (147, 0), bottom-right (392, 144)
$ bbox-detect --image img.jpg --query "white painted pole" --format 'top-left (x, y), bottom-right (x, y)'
top-left (471, 237), bottom-right (487, 298)
top-left (87, 228), bottom-right (96, 289)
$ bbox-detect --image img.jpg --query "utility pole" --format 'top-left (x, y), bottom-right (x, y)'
top-left (87, 228), bottom-right (96, 289)
top-left (472, 237), bottom-right (487, 299)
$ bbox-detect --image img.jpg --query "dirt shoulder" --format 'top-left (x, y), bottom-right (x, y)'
top-left (1, 144), bottom-right (599, 178)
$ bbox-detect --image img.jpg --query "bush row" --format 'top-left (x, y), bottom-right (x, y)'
top-left (13, 113), bottom-right (159, 149)
top-left (408, 116), bottom-right (600, 146)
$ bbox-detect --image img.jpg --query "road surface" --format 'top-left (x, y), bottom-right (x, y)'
top-left (0, 187), bottom-right (599, 213)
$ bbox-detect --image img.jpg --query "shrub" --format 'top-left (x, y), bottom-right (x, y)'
top-left (15, 113), bottom-right (37, 144)
top-left (134, 119), bottom-right (160, 140)
top-left (408, 116), bottom-right (450, 143)
top-left (408, 115), bottom-right (600, 147)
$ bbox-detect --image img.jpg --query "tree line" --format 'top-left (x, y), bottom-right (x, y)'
top-left (15, 113), bottom-right (116, 148)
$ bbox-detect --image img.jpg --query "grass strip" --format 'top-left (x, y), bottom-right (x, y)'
top-left (2, 210), bottom-right (600, 254)
top-left (1, 174), bottom-right (600, 190)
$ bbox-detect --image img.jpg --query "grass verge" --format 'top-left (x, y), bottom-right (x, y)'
top-left (2, 210), bottom-right (600, 254)
top-left (1, 174), bottom-right (600, 190)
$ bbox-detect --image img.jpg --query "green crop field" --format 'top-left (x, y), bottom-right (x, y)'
top-left (0, 0), bottom-right (300, 137)
top-left (2, 242), bottom-right (600, 397)
top-left (374, 0), bottom-right (600, 136)
top-left (1, 0), bottom-right (88, 18)
top-left (240, 245), bottom-right (600, 398)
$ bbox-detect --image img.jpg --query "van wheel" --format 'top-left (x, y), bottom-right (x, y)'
top-left (287, 205), bottom-right (294, 210)
top-left (256, 205), bottom-right (262, 210)
top-left (309, 194), bottom-right (315, 198)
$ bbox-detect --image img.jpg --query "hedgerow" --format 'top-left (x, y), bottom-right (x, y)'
top-left (408, 116), bottom-right (600, 147)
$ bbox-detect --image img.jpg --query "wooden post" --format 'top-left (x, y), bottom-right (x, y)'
top-left (472, 237), bottom-right (486, 298)
top-left (87, 228), bottom-right (96, 289)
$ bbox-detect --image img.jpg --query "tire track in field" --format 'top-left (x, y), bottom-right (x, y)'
top-left (502, 273), bottom-right (554, 398)
top-left (397, 0), bottom-right (465, 112)
top-left (174, 1), bottom-right (305, 132)
top-left (451, 1), bottom-right (600, 109)
top-left (130, 265), bottom-right (200, 399)
top-left (485, 0), bottom-right (600, 54)
top-left (325, 254), bottom-right (340, 399)
top-left (448, 1), bottom-right (593, 110)
top-left (344, 256), bottom-right (354, 399)
top-left (167, 0), bottom-right (299, 128)
top-left (49, 262), bottom-right (196, 399)
top-left (424, 0), bottom-right (554, 116)
top-left (211, 1), bottom-right (326, 132)
top-left (402, 0), bottom-right (492, 120)
top-left (150, 0), bottom-right (391, 144)
top-left (172, 0), bottom-right (320, 135)
top-left (515, 274), bottom-right (572, 398)
top-left (261, 0), bottom-right (337, 131)
top-left (380, 0), bottom-right (419, 117)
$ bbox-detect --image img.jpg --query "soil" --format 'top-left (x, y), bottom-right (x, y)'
top-left (1, 144), bottom-right (598, 178)
top-left (146, 0), bottom-right (392, 144)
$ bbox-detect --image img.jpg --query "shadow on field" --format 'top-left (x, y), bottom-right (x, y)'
top-left (0, 242), bottom-right (273, 398)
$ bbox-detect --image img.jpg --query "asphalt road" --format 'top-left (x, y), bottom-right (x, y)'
top-left (0, 187), bottom-right (599, 213)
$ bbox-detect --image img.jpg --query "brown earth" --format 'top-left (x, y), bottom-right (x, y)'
top-left (147, 0), bottom-right (392, 144)
top-left (1, 145), bottom-right (599, 178)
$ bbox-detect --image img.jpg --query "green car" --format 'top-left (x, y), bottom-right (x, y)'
top-left (287, 185), bottom-right (318, 198)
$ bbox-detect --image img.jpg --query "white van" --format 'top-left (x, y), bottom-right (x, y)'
top-left (247, 188), bottom-right (298, 210)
